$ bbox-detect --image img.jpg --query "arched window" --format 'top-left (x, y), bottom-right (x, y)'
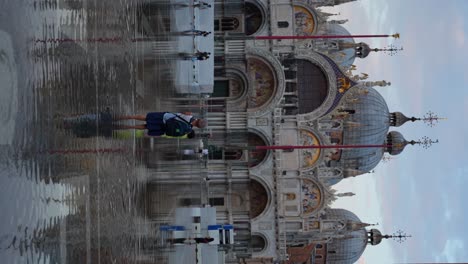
top-left (249, 180), bottom-right (269, 218)
top-left (282, 59), bottom-right (329, 114)
top-left (251, 235), bottom-right (267, 253)
top-left (316, 255), bottom-right (323, 259)
top-left (245, 2), bottom-right (263, 35)
top-left (315, 244), bottom-right (323, 249)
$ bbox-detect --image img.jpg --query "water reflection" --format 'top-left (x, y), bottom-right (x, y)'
top-left (0, 0), bottom-right (190, 262)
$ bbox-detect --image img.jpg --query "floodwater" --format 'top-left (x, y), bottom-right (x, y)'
top-left (0, 0), bottom-right (190, 263)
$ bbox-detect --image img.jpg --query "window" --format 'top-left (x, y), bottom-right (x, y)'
top-left (278, 21), bottom-right (289, 28)
top-left (245, 3), bottom-right (263, 35)
top-left (179, 198), bottom-right (201, 206)
top-left (213, 80), bottom-right (230, 97)
top-left (315, 244), bottom-right (323, 249)
top-left (316, 255), bottom-right (323, 259)
top-left (209, 197), bottom-right (225, 206)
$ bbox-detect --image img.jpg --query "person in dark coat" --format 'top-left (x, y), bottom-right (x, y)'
top-left (115, 112), bottom-right (206, 137)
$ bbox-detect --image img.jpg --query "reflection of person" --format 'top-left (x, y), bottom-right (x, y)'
top-left (194, 237), bottom-right (214, 244)
top-left (167, 238), bottom-right (186, 244)
top-left (180, 51), bottom-right (211, 61)
top-left (115, 112), bottom-right (206, 137)
top-left (182, 29), bottom-right (211, 37)
top-left (194, 1), bottom-right (211, 8)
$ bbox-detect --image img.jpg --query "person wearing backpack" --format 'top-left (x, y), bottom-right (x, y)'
top-left (114, 112), bottom-right (206, 137)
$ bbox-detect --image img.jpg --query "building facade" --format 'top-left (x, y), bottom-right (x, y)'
top-left (138, 0), bottom-right (417, 263)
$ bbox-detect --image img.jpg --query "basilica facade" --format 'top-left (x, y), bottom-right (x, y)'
top-left (140, 0), bottom-right (417, 263)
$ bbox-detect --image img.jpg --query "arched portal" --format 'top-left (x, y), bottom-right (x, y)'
top-left (251, 234), bottom-right (267, 253)
top-left (284, 59), bottom-right (328, 114)
top-left (248, 132), bottom-right (268, 167)
top-left (249, 179), bottom-right (269, 219)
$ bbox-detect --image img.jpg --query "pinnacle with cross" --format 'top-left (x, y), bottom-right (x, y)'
top-left (372, 43), bottom-right (403, 56)
top-left (422, 111), bottom-right (446, 127)
top-left (408, 136), bottom-right (439, 149)
top-left (391, 230), bottom-right (412, 243)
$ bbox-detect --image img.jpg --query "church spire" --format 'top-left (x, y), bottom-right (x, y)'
top-left (386, 132), bottom-right (438, 155)
top-left (368, 229), bottom-right (411, 245)
top-left (334, 0), bottom-right (358, 5)
top-left (390, 111), bottom-right (445, 127)
top-left (363, 80), bottom-right (391, 87)
top-left (336, 192), bottom-right (355, 197)
top-left (370, 44), bottom-right (404, 56)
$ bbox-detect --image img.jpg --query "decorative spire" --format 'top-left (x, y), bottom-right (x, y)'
top-left (329, 19), bottom-right (349, 24)
top-left (347, 221), bottom-right (375, 231)
top-left (371, 44), bottom-right (403, 56)
top-left (368, 229), bottom-right (411, 245)
top-left (381, 155), bottom-right (392, 162)
top-left (363, 80), bottom-right (391, 87)
top-left (390, 111), bottom-right (445, 127)
top-left (389, 112), bottom-right (421, 127)
top-left (408, 136), bottom-right (439, 149)
top-left (386, 132), bottom-right (438, 155)
top-left (320, 12), bottom-right (341, 17)
top-left (422, 111), bottom-right (446, 127)
top-left (336, 192), bottom-right (355, 197)
top-left (386, 230), bottom-right (412, 243)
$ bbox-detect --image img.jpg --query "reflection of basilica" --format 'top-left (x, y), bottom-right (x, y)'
top-left (140, 0), bottom-right (425, 263)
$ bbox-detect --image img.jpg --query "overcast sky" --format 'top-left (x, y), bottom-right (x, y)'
top-left (325, 0), bottom-right (468, 263)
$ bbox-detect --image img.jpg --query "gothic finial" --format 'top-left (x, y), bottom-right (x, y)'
top-left (389, 230), bottom-right (411, 243)
top-left (422, 111), bottom-right (446, 127)
top-left (363, 80), bottom-right (391, 87)
top-left (371, 44), bottom-right (403, 56)
top-left (336, 192), bottom-right (355, 197)
top-left (381, 155), bottom-right (394, 163)
top-left (410, 136), bottom-right (439, 149)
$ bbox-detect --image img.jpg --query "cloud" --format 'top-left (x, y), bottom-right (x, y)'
top-left (435, 239), bottom-right (465, 262)
top-left (453, 16), bottom-right (466, 48)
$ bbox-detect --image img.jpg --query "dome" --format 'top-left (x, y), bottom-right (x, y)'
top-left (334, 87), bottom-right (390, 175)
top-left (390, 112), bottom-right (420, 127)
top-left (324, 209), bottom-right (368, 264)
top-left (355, 42), bottom-right (371, 58)
top-left (385, 131), bottom-right (407, 155)
top-left (368, 228), bottom-right (383, 245)
top-left (325, 24), bottom-right (356, 68)
top-left (385, 131), bottom-right (418, 156)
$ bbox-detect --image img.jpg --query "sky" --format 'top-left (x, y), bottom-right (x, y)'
top-left (323, 0), bottom-right (468, 263)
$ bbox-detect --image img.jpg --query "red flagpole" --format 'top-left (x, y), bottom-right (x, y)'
top-left (254, 33), bottom-right (400, 40)
top-left (253, 144), bottom-right (393, 151)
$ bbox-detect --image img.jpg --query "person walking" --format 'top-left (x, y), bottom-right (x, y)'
top-left (193, 1), bottom-right (211, 9)
top-left (115, 112), bottom-right (207, 137)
